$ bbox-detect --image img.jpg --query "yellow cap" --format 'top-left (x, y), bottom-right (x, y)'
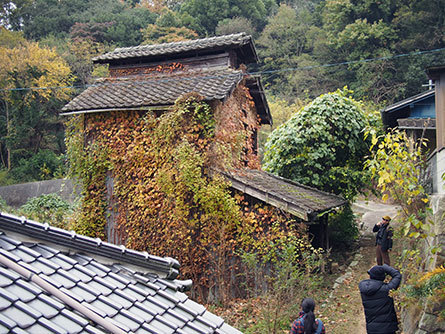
top-left (382, 216), bottom-right (391, 221)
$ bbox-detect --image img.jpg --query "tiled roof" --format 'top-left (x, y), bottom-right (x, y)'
top-left (221, 169), bottom-right (346, 221)
top-left (93, 33), bottom-right (256, 64)
top-left (61, 69), bottom-right (243, 114)
top-left (0, 212), bottom-right (242, 334)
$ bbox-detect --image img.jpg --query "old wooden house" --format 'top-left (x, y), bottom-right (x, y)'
top-left (62, 33), bottom-right (345, 300)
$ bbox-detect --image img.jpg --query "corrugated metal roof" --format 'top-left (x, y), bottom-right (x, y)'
top-left (0, 212), bottom-right (242, 334)
top-left (382, 90), bottom-right (435, 113)
top-left (221, 169), bottom-right (346, 221)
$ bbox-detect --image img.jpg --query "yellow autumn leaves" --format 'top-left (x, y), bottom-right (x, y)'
top-left (0, 30), bottom-right (74, 102)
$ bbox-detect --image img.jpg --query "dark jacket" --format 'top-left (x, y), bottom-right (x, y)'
top-left (373, 223), bottom-right (393, 251)
top-left (359, 264), bottom-right (402, 334)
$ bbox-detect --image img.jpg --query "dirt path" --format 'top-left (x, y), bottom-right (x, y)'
top-left (318, 200), bottom-right (400, 334)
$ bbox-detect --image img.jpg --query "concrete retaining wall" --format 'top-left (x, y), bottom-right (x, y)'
top-left (0, 179), bottom-right (78, 208)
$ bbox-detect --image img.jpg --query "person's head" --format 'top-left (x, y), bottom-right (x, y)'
top-left (368, 265), bottom-right (386, 281)
top-left (301, 298), bottom-right (317, 334)
top-left (382, 216), bottom-right (391, 224)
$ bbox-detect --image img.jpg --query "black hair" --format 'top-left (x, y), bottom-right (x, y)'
top-left (301, 298), bottom-right (317, 334)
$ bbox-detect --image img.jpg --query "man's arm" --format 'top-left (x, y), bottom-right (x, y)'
top-left (373, 224), bottom-right (380, 232)
top-left (382, 264), bottom-right (402, 290)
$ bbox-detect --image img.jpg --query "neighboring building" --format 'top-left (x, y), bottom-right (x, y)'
top-left (0, 211), bottom-right (242, 333)
top-left (426, 65), bottom-right (445, 194)
top-left (381, 89), bottom-right (436, 153)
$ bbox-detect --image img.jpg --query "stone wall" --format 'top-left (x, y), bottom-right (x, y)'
top-left (0, 179), bottom-right (77, 208)
top-left (401, 194), bottom-right (445, 334)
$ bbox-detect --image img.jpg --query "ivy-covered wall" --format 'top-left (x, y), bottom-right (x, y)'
top-left (66, 85), bottom-right (312, 302)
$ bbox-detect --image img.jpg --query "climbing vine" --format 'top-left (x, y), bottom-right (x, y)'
top-left (66, 90), bottom-right (312, 303)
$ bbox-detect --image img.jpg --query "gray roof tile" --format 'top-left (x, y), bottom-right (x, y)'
top-left (29, 244), bottom-right (58, 258)
top-left (82, 302), bottom-right (107, 319)
top-left (50, 313), bottom-right (83, 333)
top-left (0, 296), bottom-right (11, 310)
top-left (50, 273), bottom-right (76, 289)
top-left (7, 283), bottom-right (36, 302)
top-left (27, 298), bottom-right (59, 318)
top-left (59, 287), bottom-right (84, 303)
top-left (15, 300), bottom-right (42, 319)
top-left (61, 69), bottom-right (243, 114)
top-left (60, 309), bottom-right (90, 327)
top-left (70, 285), bottom-right (96, 303)
top-left (40, 274), bottom-right (63, 289)
top-left (0, 238), bottom-right (17, 251)
top-left (0, 274), bottom-right (13, 288)
top-left (221, 168), bottom-right (347, 221)
top-left (0, 312), bottom-right (16, 329)
top-left (27, 321), bottom-right (60, 334)
top-left (0, 248), bottom-right (20, 263)
top-left (3, 305), bottom-right (36, 328)
top-left (37, 317), bottom-right (68, 334)
top-left (93, 33), bottom-right (254, 63)
top-left (140, 297), bottom-right (168, 315)
top-left (86, 279), bottom-right (112, 296)
top-left (0, 267), bottom-right (20, 282)
top-left (150, 317), bottom-right (177, 333)
top-left (91, 298), bottom-right (119, 317)
top-left (0, 287), bottom-right (19, 302)
top-left (11, 327), bottom-right (29, 334)
top-left (31, 258), bottom-right (57, 275)
top-left (112, 312), bottom-right (141, 331)
top-left (0, 213), bottom-right (243, 333)
top-left (37, 294), bottom-right (64, 311)
top-left (128, 303), bottom-right (155, 320)
top-left (84, 325), bottom-right (106, 334)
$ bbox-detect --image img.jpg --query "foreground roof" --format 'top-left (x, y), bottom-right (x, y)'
top-left (221, 169), bottom-right (346, 221)
top-left (93, 33), bottom-right (257, 65)
top-left (0, 212), bottom-right (242, 334)
top-left (61, 69), bottom-right (243, 115)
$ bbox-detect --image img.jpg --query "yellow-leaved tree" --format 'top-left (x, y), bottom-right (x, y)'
top-left (0, 28), bottom-right (74, 180)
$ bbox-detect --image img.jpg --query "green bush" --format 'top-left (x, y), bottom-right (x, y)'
top-left (20, 193), bottom-right (72, 228)
top-left (10, 150), bottom-right (66, 183)
top-left (263, 88), bottom-right (370, 201)
top-left (0, 170), bottom-right (17, 186)
top-left (0, 196), bottom-right (8, 211)
top-left (328, 204), bottom-right (359, 249)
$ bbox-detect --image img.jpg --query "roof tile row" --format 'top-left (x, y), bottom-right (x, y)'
top-left (62, 69), bottom-right (243, 114)
top-left (92, 33), bottom-right (252, 63)
top-left (0, 213), bottom-right (242, 333)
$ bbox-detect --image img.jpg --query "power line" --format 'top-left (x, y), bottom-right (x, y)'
top-left (1, 46), bottom-right (445, 93)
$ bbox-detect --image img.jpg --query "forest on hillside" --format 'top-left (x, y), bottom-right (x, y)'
top-left (0, 0), bottom-right (444, 184)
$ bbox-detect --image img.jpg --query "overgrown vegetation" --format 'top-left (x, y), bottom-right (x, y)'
top-left (0, 193), bottom-right (74, 228)
top-left (20, 193), bottom-right (74, 228)
top-left (66, 94), bottom-right (317, 303)
top-left (365, 128), bottom-right (444, 321)
top-left (264, 88), bottom-right (371, 201)
top-left (236, 242), bottom-right (327, 333)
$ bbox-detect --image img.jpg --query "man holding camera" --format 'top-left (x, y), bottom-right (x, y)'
top-left (373, 215), bottom-right (393, 265)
